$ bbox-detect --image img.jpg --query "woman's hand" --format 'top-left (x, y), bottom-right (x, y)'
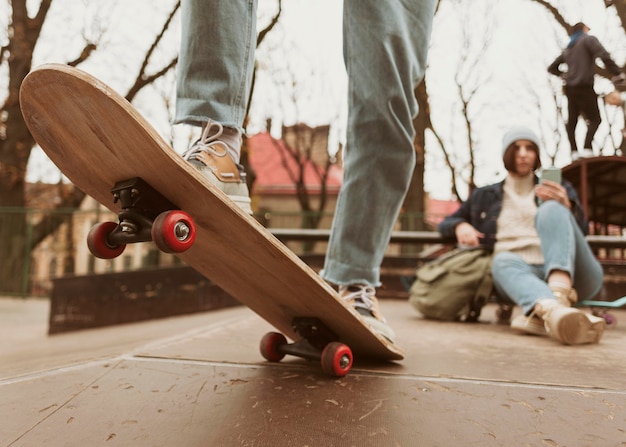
top-left (454, 222), bottom-right (484, 247)
top-left (535, 180), bottom-right (571, 208)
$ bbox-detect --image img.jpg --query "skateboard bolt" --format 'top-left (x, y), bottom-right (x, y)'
top-left (174, 222), bottom-right (190, 241)
top-left (120, 221), bottom-right (138, 234)
top-left (339, 354), bottom-right (351, 369)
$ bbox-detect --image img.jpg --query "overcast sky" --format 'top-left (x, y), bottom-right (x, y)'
top-left (21, 0), bottom-right (626, 199)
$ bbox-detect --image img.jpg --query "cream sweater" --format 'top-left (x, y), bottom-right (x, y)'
top-left (494, 174), bottom-right (544, 264)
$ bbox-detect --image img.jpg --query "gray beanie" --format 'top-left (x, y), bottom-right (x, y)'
top-left (501, 126), bottom-right (541, 156)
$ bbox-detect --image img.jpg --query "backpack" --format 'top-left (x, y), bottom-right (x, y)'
top-left (409, 247), bottom-right (493, 322)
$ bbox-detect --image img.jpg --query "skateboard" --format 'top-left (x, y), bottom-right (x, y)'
top-left (19, 64), bottom-right (403, 377)
top-left (577, 296), bottom-right (626, 326)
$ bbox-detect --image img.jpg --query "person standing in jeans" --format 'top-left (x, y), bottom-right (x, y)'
top-left (174, 1), bottom-right (437, 343)
top-left (548, 22), bottom-right (623, 160)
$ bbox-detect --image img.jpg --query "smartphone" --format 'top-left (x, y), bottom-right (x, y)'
top-left (540, 166), bottom-right (562, 184)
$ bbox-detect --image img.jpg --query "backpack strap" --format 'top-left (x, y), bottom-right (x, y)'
top-left (465, 255), bottom-right (493, 322)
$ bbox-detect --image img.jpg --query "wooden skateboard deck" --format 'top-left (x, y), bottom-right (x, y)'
top-left (20, 64), bottom-right (403, 375)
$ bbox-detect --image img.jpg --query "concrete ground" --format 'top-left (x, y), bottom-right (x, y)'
top-left (1, 297), bottom-right (626, 446)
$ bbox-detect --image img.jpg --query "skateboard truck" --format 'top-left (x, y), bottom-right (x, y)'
top-left (87, 177), bottom-right (196, 259)
top-left (260, 317), bottom-right (354, 377)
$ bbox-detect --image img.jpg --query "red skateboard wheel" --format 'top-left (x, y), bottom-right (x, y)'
top-left (87, 221), bottom-right (126, 259)
top-left (260, 332), bottom-right (287, 362)
top-left (321, 342), bottom-right (353, 377)
top-left (151, 210), bottom-right (196, 253)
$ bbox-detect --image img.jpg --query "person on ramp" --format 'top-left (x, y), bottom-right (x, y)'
top-left (548, 22), bottom-right (623, 160)
top-left (174, 1), bottom-right (437, 343)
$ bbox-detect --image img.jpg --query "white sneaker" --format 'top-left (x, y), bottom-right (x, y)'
top-left (183, 121), bottom-right (252, 214)
top-left (339, 285), bottom-right (396, 343)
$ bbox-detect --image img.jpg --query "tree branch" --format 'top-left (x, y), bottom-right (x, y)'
top-left (30, 186), bottom-right (86, 247)
top-left (528, 0), bottom-right (570, 31)
top-left (126, 1), bottom-right (180, 102)
top-left (258, 0), bottom-right (282, 46)
top-left (67, 43), bottom-right (97, 67)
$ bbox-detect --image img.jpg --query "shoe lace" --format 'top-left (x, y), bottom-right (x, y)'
top-left (339, 284), bottom-right (394, 341)
top-left (183, 120), bottom-right (229, 162)
top-left (340, 285), bottom-right (377, 314)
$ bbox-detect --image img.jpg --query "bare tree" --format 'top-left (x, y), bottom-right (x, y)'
top-left (0, 0), bottom-right (285, 294)
top-left (270, 123), bottom-right (338, 231)
top-left (248, 12), bottom-right (341, 233)
top-left (404, 80), bottom-right (430, 233)
top-left (425, 0), bottom-right (494, 203)
top-left (451, 12), bottom-right (493, 195)
top-left (0, 0), bottom-right (180, 294)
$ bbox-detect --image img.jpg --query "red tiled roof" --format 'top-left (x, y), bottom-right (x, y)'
top-left (247, 132), bottom-right (342, 195)
top-left (246, 132), bottom-right (460, 221)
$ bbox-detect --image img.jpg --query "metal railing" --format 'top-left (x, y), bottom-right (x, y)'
top-left (3, 206), bottom-right (625, 297)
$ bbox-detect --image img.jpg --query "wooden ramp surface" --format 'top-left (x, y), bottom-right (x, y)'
top-left (2, 300), bottom-right (626, 446)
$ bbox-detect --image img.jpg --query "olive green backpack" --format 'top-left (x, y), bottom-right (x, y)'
top-left (409, 247), bottom-right (493, 322)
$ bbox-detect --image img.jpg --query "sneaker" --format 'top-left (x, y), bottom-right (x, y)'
top-left (339, 285), bottom-right (396, 343)
top-left (183, 121), bottom-right (252, 214)
top-left (534, 298), bottom-right (605, 345)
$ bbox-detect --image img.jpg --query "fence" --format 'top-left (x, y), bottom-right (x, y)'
top-left (9, 204), bottom-right (623, 298)
top-left (0, 205), bottom-right (182, 297)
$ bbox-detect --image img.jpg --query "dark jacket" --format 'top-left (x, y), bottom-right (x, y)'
top-left (548, 33), bottom-right (621, 87)
top-left (438, 176), bottom-right (587, 250)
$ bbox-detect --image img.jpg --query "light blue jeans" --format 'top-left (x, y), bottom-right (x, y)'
top-left (492, 201), bottom-right (604, 315)
top-left (175, 0), bottom-right (258, 129)
top-left (176, 0), bottom-right (436, 287)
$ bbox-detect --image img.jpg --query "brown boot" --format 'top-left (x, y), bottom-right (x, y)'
top-left (534, 298), bottom-right (605, 345)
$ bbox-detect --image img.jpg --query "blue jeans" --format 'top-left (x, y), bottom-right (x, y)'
top-left (322, 1), bottom-right (436, 287)
top-left (175, 0), bottom-right (258, 129)
top-left (492, 201), bottom-right (604, 315)
top-left (176, 0), bottom-right (436, 287)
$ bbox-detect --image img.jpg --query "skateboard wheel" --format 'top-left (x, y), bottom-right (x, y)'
top-left (321, 342), bottom-right (353, 377)
top-left (604, 313), bottom-right (617, 327)
top-left (260, 332), bottom-right (287, 362)
top-left (87, 222), bottom-right (126, 259)
top-left (151, 210), bottom-right (196, 254)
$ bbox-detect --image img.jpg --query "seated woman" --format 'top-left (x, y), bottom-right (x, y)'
top-left (438, 126), bottom-right (605, 345)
